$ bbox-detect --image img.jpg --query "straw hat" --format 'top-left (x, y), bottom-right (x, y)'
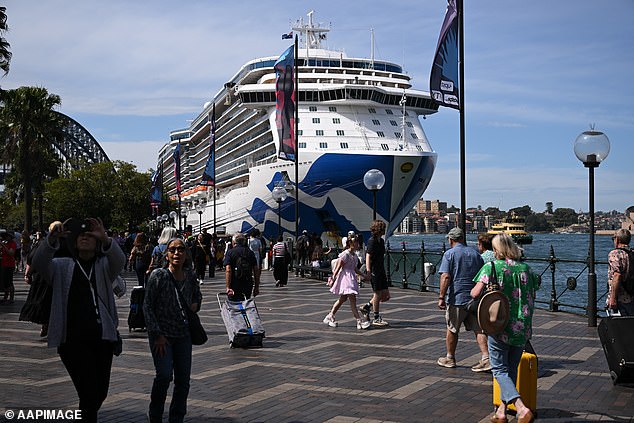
top-left (477, 290), bottom-right (510, 335)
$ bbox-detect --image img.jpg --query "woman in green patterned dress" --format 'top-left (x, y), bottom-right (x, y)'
top-left (471, 233), bottom-right (539, 423)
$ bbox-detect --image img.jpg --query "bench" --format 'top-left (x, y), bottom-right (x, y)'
top-left (295, 265), bottom-right (332, 281)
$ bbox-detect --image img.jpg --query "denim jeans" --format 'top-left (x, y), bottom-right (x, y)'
top-left (488, 335), bottom-right (523, 405)
top-left (148, 334), bottom-right (192, 423)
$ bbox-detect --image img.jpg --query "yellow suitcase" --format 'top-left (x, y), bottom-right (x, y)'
top-left (493, 351), bottom-right (537, 412)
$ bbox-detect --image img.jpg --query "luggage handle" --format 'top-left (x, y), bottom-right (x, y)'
top-left (216, 292), bottom-right (248, 309)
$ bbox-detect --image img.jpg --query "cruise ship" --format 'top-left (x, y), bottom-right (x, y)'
top-left (157, 12), bottom-right (439, 244)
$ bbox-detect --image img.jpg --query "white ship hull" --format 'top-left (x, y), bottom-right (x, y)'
top-left (161, 12), bottom-right (439, 244)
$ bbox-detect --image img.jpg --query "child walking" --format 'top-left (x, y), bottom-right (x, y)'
top-left (323, 234), bottom-right (371, 330)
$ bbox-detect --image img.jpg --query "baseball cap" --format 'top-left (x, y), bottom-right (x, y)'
top-left (446, 227), bottom-right (464, 241)
top-left (347, 230), bottom-right (355, 236)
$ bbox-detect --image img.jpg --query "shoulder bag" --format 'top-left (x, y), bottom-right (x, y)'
top-left (172, 277), bottom-right (208, 345)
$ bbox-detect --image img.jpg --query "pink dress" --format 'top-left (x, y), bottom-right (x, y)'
top-left (329, 251), bottom-right (359, 296)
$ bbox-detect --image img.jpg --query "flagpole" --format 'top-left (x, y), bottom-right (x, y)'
top-left (212, 105), bottom-right (217, 235)
top-left (458, 0), bottom-right (466, 234)
top-left (294, 35), bottom-right (299, 262)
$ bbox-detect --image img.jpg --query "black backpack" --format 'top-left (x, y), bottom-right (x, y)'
top-left (297, 235), bottom-right (308, 252)
top-left (617, 248), bottom-right (634, 295)
top-left (235, 250), bottom-right (252, 281)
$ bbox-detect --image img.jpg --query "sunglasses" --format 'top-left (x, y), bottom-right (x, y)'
top-left (167, 246), bottom-right (186, 253)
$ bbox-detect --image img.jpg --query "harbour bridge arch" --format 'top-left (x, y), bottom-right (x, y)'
top-left (53, 111), bottom-right (110, 170)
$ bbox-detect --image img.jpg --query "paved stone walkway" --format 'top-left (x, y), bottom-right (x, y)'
top-left (0, 268), bottom-right (632, 422)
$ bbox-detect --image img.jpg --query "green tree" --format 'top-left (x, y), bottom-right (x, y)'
top-left (0, 7), bottom-right (12, 75)
top-left (508, 205), bottom-right (533, 217)
top-left (545, 202), bottom-right (553, 214)
top-left (484, 207), bottom-right (504, 217)
top-left (0, 87), bottom-right (64, 231)
top-left (525, 213), bottom-right (553, 232)
top-left (552, 208), bottom-right (578, 228)
top-left (45, 161), bottom-right (153, 230)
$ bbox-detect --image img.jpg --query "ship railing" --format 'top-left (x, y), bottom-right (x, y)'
top-left (383, 241), bottom-right (610, 319)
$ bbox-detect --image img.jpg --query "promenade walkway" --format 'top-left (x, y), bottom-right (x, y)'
top-left (0, 268), bottom-right (632, 422)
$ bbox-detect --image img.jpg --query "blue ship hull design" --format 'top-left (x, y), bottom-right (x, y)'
top-left (239, 152), bottom-right (436, 243)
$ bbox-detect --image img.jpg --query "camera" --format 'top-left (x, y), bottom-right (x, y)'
top-left (66, 218), bottom-right (92, 236)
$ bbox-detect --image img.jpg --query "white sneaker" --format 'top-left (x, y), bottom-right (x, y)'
top-left (323, 314), bottom-right (338, 327)
top-left (357, 319), bottom-right (371, 330)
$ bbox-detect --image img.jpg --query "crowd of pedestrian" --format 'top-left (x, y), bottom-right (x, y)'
top-left (5, 212), bottom-right (631, 423)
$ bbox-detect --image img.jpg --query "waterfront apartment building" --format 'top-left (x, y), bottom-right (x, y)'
top-left (416, 199), bottom-right (447, 215)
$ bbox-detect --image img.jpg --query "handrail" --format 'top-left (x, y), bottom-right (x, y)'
top-left (384, 242), bottom-right (610, 319)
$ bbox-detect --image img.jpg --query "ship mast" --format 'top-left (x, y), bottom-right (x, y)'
top-left (291, 10), bottom-right (330, 56)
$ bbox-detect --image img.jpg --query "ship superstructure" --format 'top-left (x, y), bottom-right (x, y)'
top-left (157, 12), bottom-right (438, 243)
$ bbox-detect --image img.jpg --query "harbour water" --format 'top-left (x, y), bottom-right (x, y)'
top-left (387, 232), bottom-right (616, 315)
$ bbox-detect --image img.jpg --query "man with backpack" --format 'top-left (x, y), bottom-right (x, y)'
top-left (296, 230), bottom-right (311, 267)
top-left (607, 228), bottom-right (634, 316)
top-left (224, 233), bottom-right (259, 301)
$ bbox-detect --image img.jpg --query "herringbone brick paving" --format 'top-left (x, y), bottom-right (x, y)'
top-left (0, 268), bottom-right (632, 422)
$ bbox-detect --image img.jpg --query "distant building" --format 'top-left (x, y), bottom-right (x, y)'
top-left (424, 216), bottom-right (435, 233)
top-left (416, 199), bottom-right (432, 215)
top-left (431, 200), bottom-right (447, 214)
top-left (437, 219), bottom-right (448, 234)
top-left (623, 206), bottom-right (634, 232)
top-left (400, 210), bottom-right (422, 233)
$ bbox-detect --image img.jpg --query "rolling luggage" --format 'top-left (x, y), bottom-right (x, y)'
top-left (598, 316), bottom-right (634, 385)
top-left (217, 293), bottom-right (265, 348)
top-left (127, 286), bottom-right (146, 331)
top-left (493, 343), bottom-right (537, 413)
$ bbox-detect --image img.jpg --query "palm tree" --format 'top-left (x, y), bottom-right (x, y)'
top-left (0, 7), bottom-right (12, 75)
top-left (0, 86), bottom-right (63, 231)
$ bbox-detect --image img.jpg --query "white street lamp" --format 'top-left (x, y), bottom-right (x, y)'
top-left (271, 185), bottom-right (288, 238)
top-left (196, 201), bottom-right (205, 234)
top-left (363, 169), bottom-right (385, 220)
top-left (574, 128), bottom-right (610, 327)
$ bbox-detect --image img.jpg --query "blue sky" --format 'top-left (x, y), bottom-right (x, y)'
top-left (2, 0), bottom-right (633, 213)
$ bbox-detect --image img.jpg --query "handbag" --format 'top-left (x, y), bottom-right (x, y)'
top-left (172, 280), bottom-right (208, 346)
top-left (477, 262), bottom-right (510, 335)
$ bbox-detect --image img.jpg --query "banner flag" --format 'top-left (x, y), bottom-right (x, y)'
top-left (282, 31), bottom-right (293, 40)
top-left (274, 45), bottom-right (296, 161)
top-left (430, 0), bottom-right (460, 109)
top-left (200, 103), bottom-right (216, 186)
top-left (173, 142), bottom-right (181, 193)
top-left (150, 170), bottom-right (162, 205)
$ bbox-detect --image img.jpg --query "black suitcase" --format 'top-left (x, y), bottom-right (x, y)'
top-left (127, 286), bottom-right (146, 331)
top-left (598, 316), bottom-right (634, 385)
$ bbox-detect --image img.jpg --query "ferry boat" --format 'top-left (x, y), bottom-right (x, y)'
top-left (157, 12), bottom-right (438, 243)
top-left (488, 214), bottom-right (533, 245)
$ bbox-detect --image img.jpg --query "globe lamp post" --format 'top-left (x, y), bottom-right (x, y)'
top-left (196, 201), bottom-right (205, 234)
top-left (169, 211), bottom-right (178, 228)
top-left (181, 207), bottom-right (188, 233)
top-left (271, 185), bottom-right (288, 239)
top-left (574, 129), bottom-right (610, 327)
top-left (363, 169), bottom-right (385, 221)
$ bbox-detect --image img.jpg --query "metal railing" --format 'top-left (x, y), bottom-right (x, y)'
top-left (384, 240), bottom-right (610, 318)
